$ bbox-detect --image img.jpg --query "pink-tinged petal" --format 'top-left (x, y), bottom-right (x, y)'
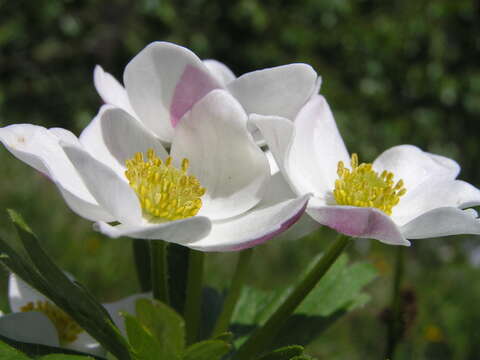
top-left (94, 216), bottom-right (211, 245)
top-left (203, 59), bottom-right (236, 86)
top-left (307, 204), bottom-right (410, 246)
top-left (186, 172), bottom-right (310, 251)
top-left (187, 194), bottom-right (310, 252)
top-left (401, 207), bottom-right (480, 239)
top-left (373, 145), bottom-right (460, 192)
top-left (62, 145), bottom-right (142, 225)
top-left (227, 63), bottom-right (317, 120)
top-left (0, 312), bottom-right (59, 347)
top-left (171, 90), bottom-right (270, 220)
top-left (94, 65), bottom-right (137, 118)
top-left (170, 64), bottom-right (222, 128)
top-left (124, 42), bottom-right (221, 142)
top-left (0, 124), bottom-right (113, 222)
top-left (393, 178), bottom-right (480, 225)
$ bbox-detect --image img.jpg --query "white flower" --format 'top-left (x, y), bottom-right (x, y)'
top-left (94, 41), bottom-right (320, 144)
top-left (252, 94), bottom-right (480, 245)
top-left (0, 90), bottom-right (309, 251)
top-left (0, 273), bottom-right (146, 356)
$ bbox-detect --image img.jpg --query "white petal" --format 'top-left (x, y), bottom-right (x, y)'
top-left (401, 207), bottom-right (480, 239)
top-left (288, 95), bottom-right (349, 195)
top-left (373, 145), bottom-right (460, 192)
top-left (66, 331), bottom-right (105, 357)
top-left (227, 63), bottom-right (317, 119)
top-left (81, 107), bottom-right (168, 177)
top-left (0, 312), bottom-right (59, 347)
top-left (392, 178), bottom-right (480, 225)
top-left (265, 150), bottom-right (279, 175)
top-left (94, 65), bottom-right (137, 118)
top-left (124, 42), bottom-right (222, 142)
top-left (9, 273), bottom-right (48, 312)
top-left (203, 59), bottom-right (236, 86)
top-left (307, 203), bottom-right (410, 246)
top-left (94, 216), bottom-right (212, 244)
top-left (62, 145), bottom-right (142, 224)
top-left (103, 292), bottom-right (151, 335)
top-left (171, 90), bottom-right (270, 220)
top-left (187, 172), bottom-right (310, 251)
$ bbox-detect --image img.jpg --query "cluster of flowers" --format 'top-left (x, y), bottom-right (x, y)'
top-left (1, 42), bottom-right (480, 355)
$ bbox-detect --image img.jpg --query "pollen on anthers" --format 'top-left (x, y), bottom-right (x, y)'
top-left (21, 301), bottom-right (83, 344)
top-left (125, 149), bottom-right (206, 221)
top-left (333, 153), bottom-right (407, 216)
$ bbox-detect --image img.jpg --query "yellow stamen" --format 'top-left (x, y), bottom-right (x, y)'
top-left (125, 149), bottom-right (205, 221)
top-left (20, 301), bottom-right (83, 344)
top-left (333, 153), bottom-right (406, 215)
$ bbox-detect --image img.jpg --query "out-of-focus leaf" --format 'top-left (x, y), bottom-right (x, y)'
top-left (0, 339), bottom-right (30, 360)
top-left (182, 340), bottom-right (230, 360)
top-left (255, 345), bottom-right (304, 360)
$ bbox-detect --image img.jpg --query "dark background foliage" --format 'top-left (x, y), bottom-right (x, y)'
top-left (1, 1), bottom-right (480, 359)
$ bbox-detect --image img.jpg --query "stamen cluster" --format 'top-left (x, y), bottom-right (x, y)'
top-left (125, 149), bottom-right (205, 221)
top-left (333, 153), bottom-right (406, 215)
top-left (20, 301), bottom-right (83, 344)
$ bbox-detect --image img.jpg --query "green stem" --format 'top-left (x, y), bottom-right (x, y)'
top-left (184, 249), bottom-right (205, 345)
top-left (150, 240), bottom-right (170, 305)
top-left (385, 246), bottom-right (405, 359)
top-left (213, 248), bottom-right (254, 336)
top-left (132, 239), bottom-right (151, 292)
top-left (235, 234), bottom-right (350, 360)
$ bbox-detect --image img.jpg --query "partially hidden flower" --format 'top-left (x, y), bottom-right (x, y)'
top-left (94, 41), bottom-right (320, 144)
top-left (252, 94), bottom-right (480, 245)
top-left (0, 90), bottom-right (310, 251)
top-left (0, 273), bottom-right (147, 356)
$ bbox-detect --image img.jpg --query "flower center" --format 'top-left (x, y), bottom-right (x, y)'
top-left (333, 153), bottom-right (406, 215)
top-left (125, 149), bottom-right (206, 221)
top-left (20, 301), bottom-right (83, 345)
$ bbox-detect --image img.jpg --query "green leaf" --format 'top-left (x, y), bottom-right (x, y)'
top-left (182, 340), bottom-right (230, 360)
top-left (232, 254), bottom-right (378, 350)
top-left (135, 298), bottom-right (185, 358)
top-left (212, 332), bottom-right (233, 343)
top-left (255, 345), bottom-right (304, 360)
top-left (0, 339), bottom-right (30, 360)
top-left (123, 313), bottom-right (163, 360)
top-left (0, 210), bottom-right (131, 360)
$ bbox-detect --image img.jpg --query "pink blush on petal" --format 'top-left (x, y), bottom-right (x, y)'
top-left (170, 64), bottom-right (221, 127)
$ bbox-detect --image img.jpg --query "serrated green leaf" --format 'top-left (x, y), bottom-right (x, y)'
top-left (0, 339), bottom-right (30, 360)
top-left (232, 254), bottom-right (378, 350)
top-left (123, 313), bottom-right (163, 360)
top-left (135, 298), bottom-right (185, 358)
top-left (182, 340), bottom-right (230, 360)
top-left (255, 345), bottom-right (304, 360)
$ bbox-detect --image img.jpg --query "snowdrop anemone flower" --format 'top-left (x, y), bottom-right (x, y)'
top-left (0, 90), bottom-right (310, 251)
top-left (251, 94), bottom-right (480, 246)
top-left (0, 273), bottom-right (146, 356)
top-left (94, 41), bottom-right (319, 144)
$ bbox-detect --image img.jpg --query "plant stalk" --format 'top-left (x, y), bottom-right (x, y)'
top-left (150, 240), bottom-right (170, 305)
top-left (213, 248), bottom-right (254, 336)
top-left (235, 234), bottom-right (350, 360)
top-left (184, 249), bottom-right (205, 345)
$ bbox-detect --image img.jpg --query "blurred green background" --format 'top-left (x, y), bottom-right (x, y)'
top-left (1, 0), bottom-right (480, 359)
